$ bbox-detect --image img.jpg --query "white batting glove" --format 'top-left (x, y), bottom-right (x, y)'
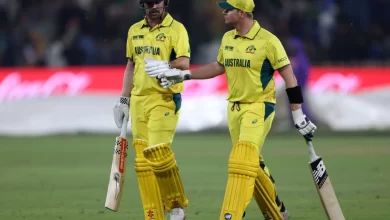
top-left (157, 69), bottom-right (191, 88)
top-left (158, 77), bottom-right (175, 88)
top-left (292, 108), bottom-right (317, 141)
top-left (113, 96), bottom-right (130, 128)
top-left (144, 58), bottom-right (170, 78)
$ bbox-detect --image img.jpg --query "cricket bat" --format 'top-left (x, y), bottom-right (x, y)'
top-left (307, 140), bottom-right (345, 220)
top-left (105, 119), bottom-right (129, 211)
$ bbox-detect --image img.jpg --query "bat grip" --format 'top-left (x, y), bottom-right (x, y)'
top-left (120, 118), bottom-right (128, 138)
top-left (307, 141), bottom-right (319, 162)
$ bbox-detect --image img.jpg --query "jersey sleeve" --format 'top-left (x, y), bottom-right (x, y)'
top-left (216, 40), bottom-right (224, 66)
top-left (267, 36), bottom-right (290, 70)
top-left (173, 23), bottom-right (191, 58)
top-left (126, 27), bottom-right (133, 60)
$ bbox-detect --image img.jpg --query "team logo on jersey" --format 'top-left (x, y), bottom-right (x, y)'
top-left (156, 33), bottom-right (166, 42)
top-left (224, 45), bottom-right (234, 51)
top-left (245, 45), bottom-right (256, 54)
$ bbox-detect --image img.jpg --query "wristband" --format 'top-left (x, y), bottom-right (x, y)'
top-left (286, 85), bottom-right (304, 104)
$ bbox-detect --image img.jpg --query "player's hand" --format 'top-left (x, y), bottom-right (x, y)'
top-left (157, 69), bottom-right (191, 88)
top-left (158, 77), bottom-right (177, 88)
top-left (113, 96), bottom-right (130, 128)
top-left (292, 108), bottom-right (317, 141)
top-left (144, 58), bottom-right (170, 77)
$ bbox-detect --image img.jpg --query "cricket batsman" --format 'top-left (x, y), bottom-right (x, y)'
top-left (112, 0), bottom-right (190, 219)
top-left (144, 0), bottom-right (317, 219)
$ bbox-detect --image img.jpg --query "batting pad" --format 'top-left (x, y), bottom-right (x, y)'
top-left (219, 141), bottom-right (259, 220)
top-left (133, 140), bottom-right (165, 220)
top-left (253, 162), bottom-right (283, 220)
top-left (143, 143), bottom-right (188, 211)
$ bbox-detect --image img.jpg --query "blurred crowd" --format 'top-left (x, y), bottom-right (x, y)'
top-left (0, 0), bottom-right (390, 67)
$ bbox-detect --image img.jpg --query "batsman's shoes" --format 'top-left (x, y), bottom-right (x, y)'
top-left (282, 210), bottom-right (289, 220)
top-left (170, 207), bottom-right (186, 220)
top-left (262, 210), bottom-right (289, 220)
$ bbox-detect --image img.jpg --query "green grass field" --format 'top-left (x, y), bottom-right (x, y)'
top-left (0, 132), bottom-right (389, 220)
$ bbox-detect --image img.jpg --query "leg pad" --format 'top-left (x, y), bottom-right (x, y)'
top-left (133, 140), bottom-right (165, 220)
top-left (144, 143), bottom-right (188, 211)
top-left (219, 141), bottom-right (260, 220)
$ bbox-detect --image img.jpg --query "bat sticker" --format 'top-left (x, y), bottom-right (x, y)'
top-left (114, 172), bottom-right (120, 200)
top-left (310, 158), bottom-right (328, 189)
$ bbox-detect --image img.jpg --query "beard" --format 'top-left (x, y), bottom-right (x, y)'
top-left (147, 8), bottom-right (164, 20)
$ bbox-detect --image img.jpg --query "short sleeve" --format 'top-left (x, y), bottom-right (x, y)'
top-left (126, 27), bottom-right (133, 60)
top-left (216, 43), bottom-right (224, 66)
top-left (267, 36), bottom-right (290, 70)
top-left (173, 24), bottom-right (191, 58)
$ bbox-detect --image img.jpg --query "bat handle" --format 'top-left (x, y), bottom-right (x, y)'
top-left (307, 141), bottom-right (319, 162)
top-left (120, 118), bottom-right (128, 138)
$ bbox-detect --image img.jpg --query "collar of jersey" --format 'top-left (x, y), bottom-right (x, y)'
top-left (233, 21), bottom-right (261, 40)
top-left (141, 13), bottom-right (174, 30)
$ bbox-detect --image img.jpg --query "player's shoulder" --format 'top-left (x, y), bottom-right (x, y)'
top-left (127, 20), bottom-right (145, 35)
top-left (257, 27), bottom-right (281, 42)
top-left (221, 29), bottom-right (236, 40)
top-left (169, 18), bottom-right (188, 32)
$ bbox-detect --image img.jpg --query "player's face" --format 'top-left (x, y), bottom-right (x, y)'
top-left (222, 8), bottom-right (241, 25)
top-left (144, 1), bottom-right (165, 20)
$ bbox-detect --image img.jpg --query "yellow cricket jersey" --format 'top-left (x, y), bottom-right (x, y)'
top-left (217, 21), bottom-right (290, 104)
top-left (126, 14), bottom-right (190, 95)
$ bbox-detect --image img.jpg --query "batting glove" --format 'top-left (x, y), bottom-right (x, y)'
top-left (144, 58), bottom-right (170, 78)
top-left (159, 77), bottom-right (175, 88)
top-left (113, 96), bottom-right (130, 128)
top-left (157, 69), bottom-right (191, 88)
top-left (292, 108), bottom-right (317, 141)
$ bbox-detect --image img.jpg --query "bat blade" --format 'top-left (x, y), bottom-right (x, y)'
top-left (105, 136), bottom-right (128, 211)
top-left (309, 157), bottom-right (345, 220)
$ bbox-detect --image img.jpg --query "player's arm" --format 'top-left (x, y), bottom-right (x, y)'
top-left (113, 28), bottom-right (133, 128)
top-left (277, 64), bottom-right (300, 111)
top-left (155, 38), bottom-right (225, 81)
top-left (155, 61), bottom-right (224, 86)
top-left (121, 27), bottom-right (135, 97)
top-left (267, 37), bottom-right (302, 109)
top-left (188, 39), bottom-right (226, 79)
top-left (120, 59), bottom-right (135, 97)
top-left (268, 36), bottom-right (317, 139)
top-left (186, 62), bottom-right (225, 79)
top-left (170, 57), bottom-right (190, 70)
top-left (279, 64), bottom-right (316, 139)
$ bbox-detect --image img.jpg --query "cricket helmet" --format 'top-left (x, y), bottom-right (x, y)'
top-left (140, 0), bottom-right (169, 7)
